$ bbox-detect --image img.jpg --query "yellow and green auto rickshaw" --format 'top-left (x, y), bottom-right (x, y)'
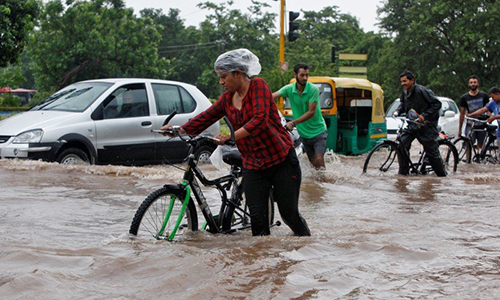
top-left (277, 76), bottom-right (386, 155)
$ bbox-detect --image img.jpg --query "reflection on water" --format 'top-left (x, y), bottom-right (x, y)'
top-left (394, 177), bottom-right (440, 203)
top-left (1, 157), bottom-right (500, 299)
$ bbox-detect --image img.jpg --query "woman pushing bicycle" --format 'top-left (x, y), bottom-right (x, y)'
top-left (161, 49), bottom-right (310, 237)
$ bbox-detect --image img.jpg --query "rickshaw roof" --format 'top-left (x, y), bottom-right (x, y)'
top-left (309, 76), bottom-right (383, 93)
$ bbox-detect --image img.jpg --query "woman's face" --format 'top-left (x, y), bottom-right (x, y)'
top-left (217, 71), bottom-right (240, 92)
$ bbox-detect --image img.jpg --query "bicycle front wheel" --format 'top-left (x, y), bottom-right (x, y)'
top-left (438, 140), bottom-right (459, 173)
top-left (363, 141), bottom-right (402, 176)
top-left (129, 186), bottom-right (198, 240)
top-left (478, 138), bottom-right (500, 164)
top-left (453, 137), bottom-right (472, 164)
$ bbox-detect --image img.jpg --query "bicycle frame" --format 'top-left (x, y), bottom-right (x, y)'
top-left (463, 116), bottom-right (499, 163)
top-left (394, 118), bottom-right (432, 174)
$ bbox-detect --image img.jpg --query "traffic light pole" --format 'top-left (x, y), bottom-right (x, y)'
top-left (279, 0), bottom-right (285, 64)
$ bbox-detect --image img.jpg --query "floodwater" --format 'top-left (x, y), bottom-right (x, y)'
top-left (1, 152), bottom-right (500, 300)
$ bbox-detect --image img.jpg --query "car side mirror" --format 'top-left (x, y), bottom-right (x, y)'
top-left (444, 110), bottom-right (455, 118)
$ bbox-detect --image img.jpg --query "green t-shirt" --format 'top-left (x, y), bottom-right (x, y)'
top-left (279, 82), bottom-right (327, 139)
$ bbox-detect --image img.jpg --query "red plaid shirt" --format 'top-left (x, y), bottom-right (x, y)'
top-left (182, 78), bottom-right (293, 170)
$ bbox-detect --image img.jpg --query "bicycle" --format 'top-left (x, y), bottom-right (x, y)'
top-left (129, 112), bottom-right (277, 241)
top-left (453, 116), bottom-right (499, 164)
top-left (363, 117), bottom-right (458, 176)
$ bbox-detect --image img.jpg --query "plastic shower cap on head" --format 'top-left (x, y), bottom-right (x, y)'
top-left (214, 48), bottom-right (262, 77)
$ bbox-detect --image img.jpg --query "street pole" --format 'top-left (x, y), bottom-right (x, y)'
top-left (279, 0), bottom-right (285, 64)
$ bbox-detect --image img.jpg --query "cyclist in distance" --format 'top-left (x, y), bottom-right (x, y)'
top-left (467, 87), bottom-right (500, 146)
top-left (458, 75), bottom-right (490, 148)
top-left (393, 70), bottom-right (447, 177)
top-left (161, 48), bottom-right (311, 237)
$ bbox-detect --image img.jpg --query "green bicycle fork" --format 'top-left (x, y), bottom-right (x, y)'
top-left (156, 182), bottom-right (191, 241)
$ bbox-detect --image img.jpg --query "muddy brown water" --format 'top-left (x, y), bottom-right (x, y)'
top-left (1, 153), bottom-right (500, 299)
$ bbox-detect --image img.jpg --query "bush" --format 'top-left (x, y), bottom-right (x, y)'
top-left (0, 94), bottom-right (21, 107)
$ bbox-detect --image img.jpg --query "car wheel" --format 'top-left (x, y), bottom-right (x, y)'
top-left (194, 145), bottom-right (214, 164)
top-left (56, 148), bottom-right (90, 165)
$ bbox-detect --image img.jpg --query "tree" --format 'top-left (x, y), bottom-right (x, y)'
top-left (279, 6), bottom-right (367, 81)
top-left (0, 0), bottom-right (40, 67)
top-left (29, 0), bottom-right (167, 92)
top-left (192, 1), bottom-right (279, 98)
top-left (378, 0), bottom-right (500, 101)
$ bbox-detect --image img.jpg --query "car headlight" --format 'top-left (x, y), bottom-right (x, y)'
top-left (12, 130), bottom-right (44, 144)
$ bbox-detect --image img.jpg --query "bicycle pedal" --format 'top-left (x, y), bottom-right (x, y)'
top-left (270, 221), bottom-right (281, 228)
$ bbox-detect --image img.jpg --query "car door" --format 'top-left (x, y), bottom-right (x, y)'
top-left (446, 100), bottom-right (460, 136)
top-left (94, 83), bottom-right (156, 165)
top-left (150, 83), bottom-right (195, 162)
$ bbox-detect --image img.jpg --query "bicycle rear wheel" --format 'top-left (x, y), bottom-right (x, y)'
top-left (453, 137), bottom-right (472, 163)
top-left (221, 184), bottom-right (274, 232)
top-left (129, 186), bottom-right (198, 240)
top-left (363, 141), bottom-right (402, 176)
top-left (438, 140), bottom-right (459, 173)
top-left (478, 138), bottom-right (500, 164)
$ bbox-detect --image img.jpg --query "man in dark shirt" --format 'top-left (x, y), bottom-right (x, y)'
top-left (394, 70), bottom-right (446, 177)
top-left (458, 75), bottom-right (490, 148)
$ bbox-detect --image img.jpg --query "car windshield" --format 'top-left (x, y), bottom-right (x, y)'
top-left (33, 82), bottom-right (113, 112)
top-left (386, 100), bottom-right (400, 117)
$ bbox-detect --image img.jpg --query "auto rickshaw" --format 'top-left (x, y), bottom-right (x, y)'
top-left (277, 76), bottom-right (386, 155)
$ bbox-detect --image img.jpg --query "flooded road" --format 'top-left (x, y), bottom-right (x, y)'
top-left (1, 154), bottom-right (500, 299)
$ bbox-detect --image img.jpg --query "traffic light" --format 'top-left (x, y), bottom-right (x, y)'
top-left (288, 11), bottom-right (300, 42)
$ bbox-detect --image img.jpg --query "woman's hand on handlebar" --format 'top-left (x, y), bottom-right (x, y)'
top-left (159, 124), bottom-right (184, 137)
top-left (214, 133), bottom-right (231, 145)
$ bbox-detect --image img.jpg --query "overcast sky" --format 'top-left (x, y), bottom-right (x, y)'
top-left (124, 0), bottom-right (383, 33)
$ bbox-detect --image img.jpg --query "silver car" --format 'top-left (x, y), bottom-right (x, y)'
top-left (0, 78), bottom-right (219, 165)
top-left (385, 97), bottom-right (459, 140)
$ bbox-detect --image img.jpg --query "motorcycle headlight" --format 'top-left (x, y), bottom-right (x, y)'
top-left (12, 130), bottom-right (44, 144)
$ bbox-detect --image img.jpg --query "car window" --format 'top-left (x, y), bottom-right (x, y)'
top-left (386, 100), bottom-right (400, 116)
top-left (152, 84), bottom-right (197, 115)
top-left (179, 87), bottom-right (196, 113)
top-left (102, 84), bottom-right (149, 119)
top-left (440, 100), bottom-right (450, 116)
top-left (448, 100), bottom-right (458, 113)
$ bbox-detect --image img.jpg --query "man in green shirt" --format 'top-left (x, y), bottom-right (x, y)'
top-left (272, 63), bottom-right (327, 169)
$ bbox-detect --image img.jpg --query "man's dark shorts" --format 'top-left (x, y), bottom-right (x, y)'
top-left (300, 130), bottom-right (327, 158)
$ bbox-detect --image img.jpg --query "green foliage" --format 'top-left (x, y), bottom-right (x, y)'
top-left (5, 0), bottom-right (497, 115)
top-left (0, 0), bottom-right (40, 67)
top-left (0, 94), bottom-right (21, 107)
top-left (0, 65), bottom-right (26, 88)
top-left (29, 0), bottom-right (167, 91)
top-left (378, 0), bottom-right (500, 102)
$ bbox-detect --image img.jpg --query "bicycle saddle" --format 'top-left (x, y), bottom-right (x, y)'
top-left (222, 149), bottom-right (242, 167)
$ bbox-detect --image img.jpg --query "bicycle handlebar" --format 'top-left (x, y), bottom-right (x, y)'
top-left (162, 110), bottom-right (177, 126)
top-left (396, 116), bottom-right (429, 126)
top-left (152, 127), bottom-right (235, 146)
top-left (465, 116), bottom-right (489, 123)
